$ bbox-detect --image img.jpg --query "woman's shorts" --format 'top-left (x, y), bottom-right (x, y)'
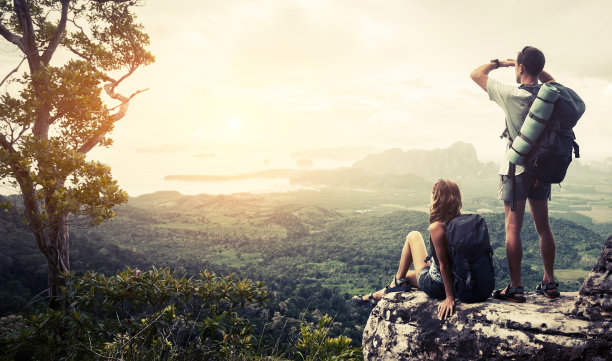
top-left (417, 267), bottom-right (446, 300)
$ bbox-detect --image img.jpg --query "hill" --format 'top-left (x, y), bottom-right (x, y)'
top-left (351, 141), bottom-right (497, 181)
top-left (2, 190), bottom-right (608, 347)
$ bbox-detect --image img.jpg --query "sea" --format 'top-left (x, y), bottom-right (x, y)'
top-left (88, 149), bottom-right (353, 197)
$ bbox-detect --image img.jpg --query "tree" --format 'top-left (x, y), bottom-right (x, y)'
top-left (0, 0), bottom-right (153, 309)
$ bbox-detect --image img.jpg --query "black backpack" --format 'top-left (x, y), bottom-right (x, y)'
top-left (430, 214), bottom-right (495, 303)
top-left (517, 82), bottom-right (586, 183)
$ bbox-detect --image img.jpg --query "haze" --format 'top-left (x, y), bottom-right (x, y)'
top-left (1, 0), bottom-right (610, 195)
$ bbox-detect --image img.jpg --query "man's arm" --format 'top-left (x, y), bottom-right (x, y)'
top-left (538, 70), bottom-right (555, 83)
top-left (470, 59), bottom-right (516, 92)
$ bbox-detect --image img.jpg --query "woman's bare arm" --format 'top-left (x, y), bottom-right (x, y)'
top-left (429, 222), bottom-right (455, 320)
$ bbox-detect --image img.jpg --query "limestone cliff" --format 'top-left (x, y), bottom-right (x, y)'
top-left (362, 237), bottom-right (612, 361)
top-left (352, 141), bottom-right (495, 180)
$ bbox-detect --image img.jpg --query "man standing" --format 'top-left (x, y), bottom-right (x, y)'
top-left (470, 46), bottom-right (560, 302)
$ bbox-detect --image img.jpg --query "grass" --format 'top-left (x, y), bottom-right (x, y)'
top-left (577, 206), bottom-right (612, 224)
top-left (555, 268), bottom-right (591, 281)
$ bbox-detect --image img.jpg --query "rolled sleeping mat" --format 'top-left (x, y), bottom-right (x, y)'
top-left (506, 83), bottom-right (561, 165)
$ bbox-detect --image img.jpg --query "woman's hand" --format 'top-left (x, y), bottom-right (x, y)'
top-left (437, 297), bottom-right (455, 320)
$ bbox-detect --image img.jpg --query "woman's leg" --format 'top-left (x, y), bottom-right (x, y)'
top-left (359, 231), bottom-right (429, 302)
top-left (396, 231), bottom-right (430, 288)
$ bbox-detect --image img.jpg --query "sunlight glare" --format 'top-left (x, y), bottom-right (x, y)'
top-left (228, 116), bottom-right (242, 131)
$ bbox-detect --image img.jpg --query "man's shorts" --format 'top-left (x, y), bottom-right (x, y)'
top-left (498, 173), bottom-right (551, 202)
top-left (417, 267), bottom-right (446, 300)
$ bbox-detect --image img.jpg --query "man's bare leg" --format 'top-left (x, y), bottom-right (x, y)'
top-left (529, 198), bottom-right (557, 289)
top-left (503, 200), bottom-right (526, 297)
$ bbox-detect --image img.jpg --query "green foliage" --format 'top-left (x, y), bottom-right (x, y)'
top-left (0, 0), bottom-right (152, 222)
top-left (2, 189), bottom-right (610, 353)
top-left (1, 0), bottom-right (154, 309)
top-left (65, 0), bottom-right (154, 73)
top-left (2, 268), bottom-right (268, 361)
top-left (0, 268), bottom-right (362, 361)
top-left (295, 315), bottom-right (362, 361)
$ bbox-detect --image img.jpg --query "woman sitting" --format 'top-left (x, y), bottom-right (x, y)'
top-left (353, 179), bottom-right (464, 320)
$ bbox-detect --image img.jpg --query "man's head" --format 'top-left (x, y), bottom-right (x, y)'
top-left (515, 46), bottom-right (545, 83)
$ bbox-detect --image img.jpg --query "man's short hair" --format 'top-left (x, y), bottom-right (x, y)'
top-left (517, 46), bottom-right (545, 77)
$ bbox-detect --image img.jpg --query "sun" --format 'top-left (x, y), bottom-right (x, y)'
top-left (228, 116), bottom-right (242, 131)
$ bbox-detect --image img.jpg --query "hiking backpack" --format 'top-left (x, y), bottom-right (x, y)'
top-left (430, 214), bottom-right (495, 303)
top-left (515, 82), bottom-right (586, 184)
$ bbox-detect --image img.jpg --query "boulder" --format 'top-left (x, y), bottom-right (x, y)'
top-left (362, 236), bottom-right (612, 361)
top-left (571, 236), bottom-right (612, 321)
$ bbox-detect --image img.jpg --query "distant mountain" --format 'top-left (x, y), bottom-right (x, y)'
top-left (351, 141), bottom-right (497, 180)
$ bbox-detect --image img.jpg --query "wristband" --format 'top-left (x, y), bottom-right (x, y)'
top-left (491, 59), bottom-right (500, 69)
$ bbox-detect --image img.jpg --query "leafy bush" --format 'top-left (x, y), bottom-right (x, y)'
top-left (3, 268), bottom-right (268, 360)
top-left (294, 315), bottom-right (361, 361)
top-left (1, 268), bottom-right (362, 361)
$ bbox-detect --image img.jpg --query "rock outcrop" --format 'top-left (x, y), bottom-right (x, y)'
top-left (362, 237), bottom-right (612, 361)
top-left (571, 236), bottom-right (612, 321)
top-left (352, 142), bottom-right (496, 181)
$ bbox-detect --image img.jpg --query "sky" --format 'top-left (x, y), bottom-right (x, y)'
top-left (1, 0), bottom-right (612, 194)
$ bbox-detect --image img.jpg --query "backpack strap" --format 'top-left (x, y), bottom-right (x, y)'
top-left (463, 259), bottom-right (473, 290)
top-left (573, 140), bottom-right (580, 158)
top-left (502, 83), bottom-right (541, 142)
top-left (509, 162), bottom-right (516, 212)
top-left (518, 82), bottom-right (541, 93)
top-left (426, 235), bottom-right (440, 266)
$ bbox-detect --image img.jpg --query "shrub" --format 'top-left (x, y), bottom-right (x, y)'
top-left (4, 268), bottom-right (268, 360)
top-left (294, 314), bottom-right (362, 361)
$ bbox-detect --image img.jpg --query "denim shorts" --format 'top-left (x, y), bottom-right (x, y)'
top-left (498, 173), bottom-right (551, 202)
top-left (417, 267), bottom-right (446, 300)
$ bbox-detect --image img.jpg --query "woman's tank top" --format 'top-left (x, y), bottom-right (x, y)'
top-left (428, 236), bottom-right (444, 283)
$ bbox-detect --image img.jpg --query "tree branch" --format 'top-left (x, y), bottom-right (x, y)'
top-left (14, 124), bottom-right (30, 144)
top-left (0, 56), bottom-right (27, 88)
top-left (0, 22), bottom-right (26, 53)
top-left (0, 133), bottom-right (17, 154)
top-left (77, 87), bottom-right (147, 154)
top-left (64, 44), bottom-right (117, 84)
top-left (14, 0), bottom-right (40, 69)
top-left (47, 111), bottom-right (66, 125)
top-left (107, 88), bottom-right (148, 111)
top-left (41, 0), bottom-right (70, 64)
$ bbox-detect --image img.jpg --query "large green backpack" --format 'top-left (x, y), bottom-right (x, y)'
top-left (516, 82), bottom-right (586, 183)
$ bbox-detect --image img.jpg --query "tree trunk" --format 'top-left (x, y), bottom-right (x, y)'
top-left (45, 215), bottom-right (71, 310)
top-left (32, 213), bottom-right (71, 310)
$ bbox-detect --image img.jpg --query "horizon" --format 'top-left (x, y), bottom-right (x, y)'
top-left (1, 1), bottom-right (611, 196)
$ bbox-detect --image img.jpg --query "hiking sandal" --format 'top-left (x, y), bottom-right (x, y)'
top-left (536, 282), bottom-right (560, 299)
top-left (352, 293), bottom-right (378, 309)
top-left (384, 276), bottom-right (412, 294)
top-left (493, 284), bottom-right (526, 303)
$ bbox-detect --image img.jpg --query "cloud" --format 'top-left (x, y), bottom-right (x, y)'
top-left (5, 0), bottom-right (611, 183)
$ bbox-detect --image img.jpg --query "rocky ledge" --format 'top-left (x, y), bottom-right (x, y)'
top-left (362, 236), bottom-right (612, 361)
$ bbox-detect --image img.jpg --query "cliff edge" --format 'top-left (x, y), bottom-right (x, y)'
top-left (362, 236), bottom-right (612, 361)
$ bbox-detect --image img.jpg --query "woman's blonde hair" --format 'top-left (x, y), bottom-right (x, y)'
top-left (429, 179), bottom-right (462, 224)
